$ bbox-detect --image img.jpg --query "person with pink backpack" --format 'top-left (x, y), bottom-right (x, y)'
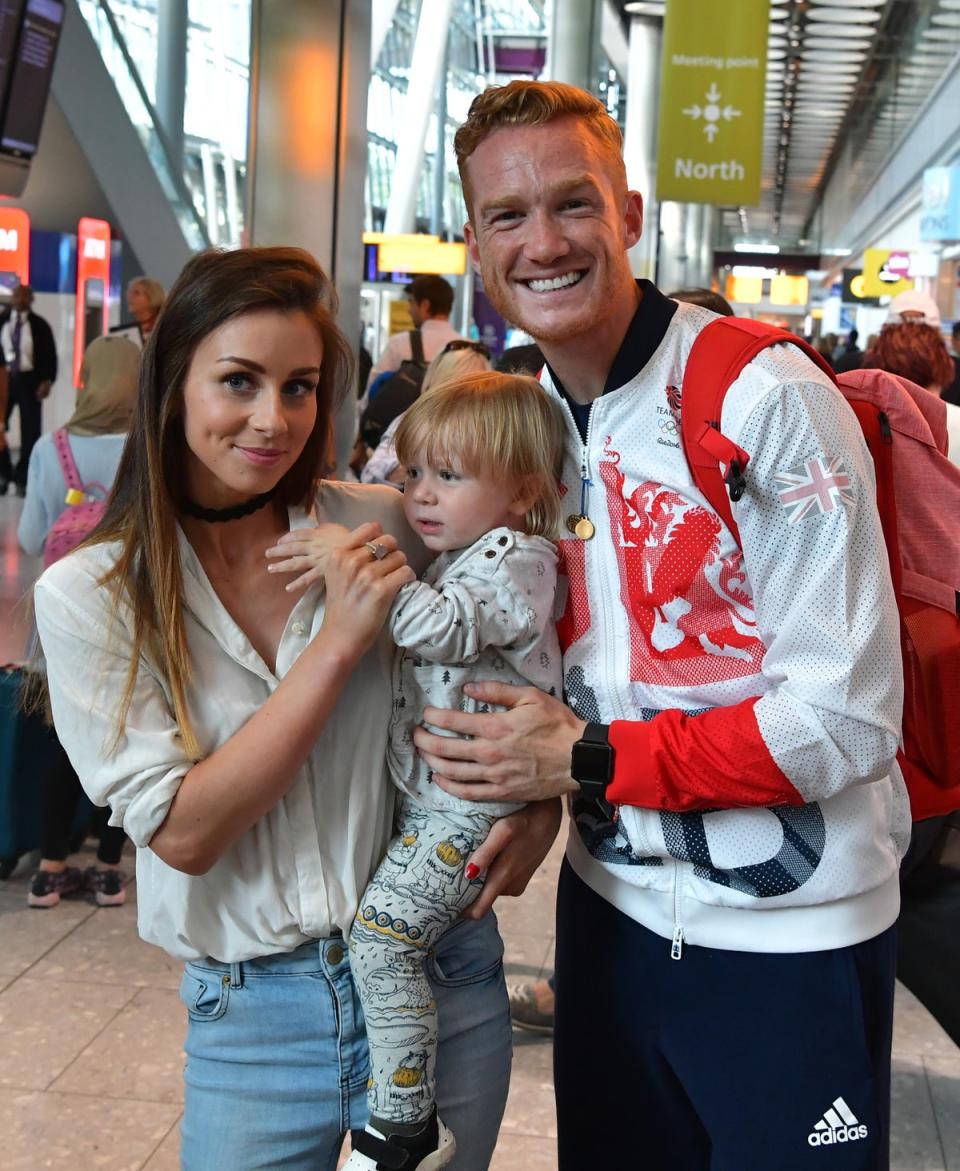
top-left (18, 334), bottom-right (140, 907)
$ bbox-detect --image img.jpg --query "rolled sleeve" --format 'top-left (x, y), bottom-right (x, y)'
top-left (34, 567), bottom-right (192, 846)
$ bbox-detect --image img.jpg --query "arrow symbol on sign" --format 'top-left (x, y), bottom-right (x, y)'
top-left (706, 83), bottom-right (721, 103)
top-left (704, 122), bottom-right (719, 142)
top-left (683, 104), bottom-right (702, 118)
top-left (721, 106), bottom-right (741, 121)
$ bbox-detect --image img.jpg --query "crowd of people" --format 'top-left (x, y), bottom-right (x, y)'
top-left (5, 77), bottom-right (960, 1171)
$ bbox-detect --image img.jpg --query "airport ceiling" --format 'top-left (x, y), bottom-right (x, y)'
top-left (615, 0), bottom-right (960, 248)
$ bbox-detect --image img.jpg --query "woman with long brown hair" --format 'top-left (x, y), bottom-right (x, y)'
top-left (33, 247), bottom-right (555, 1170)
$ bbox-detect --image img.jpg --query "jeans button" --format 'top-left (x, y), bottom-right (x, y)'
top-left (326, 943), bottom-right (344, 966)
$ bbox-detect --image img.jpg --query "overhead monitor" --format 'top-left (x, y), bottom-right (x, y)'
top-left (0, 1), bottom-right (26, 108)
top-left (0, 0), bottom-right (64, 158)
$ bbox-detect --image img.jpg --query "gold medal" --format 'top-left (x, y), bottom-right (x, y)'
top-left (575, 517), bottom-right (595, 540)
top-left (566, 514), bottom-right (584, 534)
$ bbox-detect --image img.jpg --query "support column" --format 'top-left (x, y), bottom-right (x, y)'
top-left (657, 200), bottom-right (686, 293)
top-left (547, 0), bottom-right (599, 89)
top-left (430, 32), bottom-right (450, 238)
top-left (700, 204), bottom-right (716, 291)
top-left (383, 0), bottom-right (454, 235)
top-left (156, 0), bottom-right (188, 174)
top-left (246, 0), bottom-right (372, 475)
top-left (683, 202), bottom-right (703, 288)
top-left (623, 8), bottom-right (662, 280)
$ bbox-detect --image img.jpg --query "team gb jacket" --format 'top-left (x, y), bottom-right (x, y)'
top-left (542, 295), bottom-right (911, 957)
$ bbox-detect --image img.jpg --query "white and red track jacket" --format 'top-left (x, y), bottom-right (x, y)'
top-left (543, 285), bottom-right (911, 956)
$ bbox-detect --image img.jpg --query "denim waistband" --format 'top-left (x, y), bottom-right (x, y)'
top-left (188, 934), bottom-right (349, 983)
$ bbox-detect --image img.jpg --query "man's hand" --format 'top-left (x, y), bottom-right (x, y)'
top-left (415, 682), bottom-right (585, 804)
top-left (36, 381), bottom-right (51, 401)
top-left (461, 798), bottom-right (563, 919)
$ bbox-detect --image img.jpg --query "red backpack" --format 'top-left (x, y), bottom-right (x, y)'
top-left (42, 429), bottom-right (109, 569)
top-left (682, 316), bottom-right (960, 820)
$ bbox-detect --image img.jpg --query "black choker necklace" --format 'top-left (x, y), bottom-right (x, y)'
top-left (181, 486), bottom-right (278, 523)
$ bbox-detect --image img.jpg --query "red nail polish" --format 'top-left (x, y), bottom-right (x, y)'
top-left (465, 863), bottom-right (480, 881)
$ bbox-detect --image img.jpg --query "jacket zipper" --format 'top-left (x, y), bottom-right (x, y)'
top-left (671, 862), bottom-right (685, 960)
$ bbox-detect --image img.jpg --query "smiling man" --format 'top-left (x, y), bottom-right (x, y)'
top-left (414, 80), bottom-right (910, 1169)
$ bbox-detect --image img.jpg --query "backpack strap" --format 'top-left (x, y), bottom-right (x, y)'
top-left (52, 428), bottom-right (83, 494)
top-left (409, 328), bottom-right (424, 367)
top-left (681, 317), bottom-right (836, 549)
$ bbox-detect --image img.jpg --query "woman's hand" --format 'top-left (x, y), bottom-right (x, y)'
top-left (321, 523), bottom-right (415, 649)
top-left (461, 798), bottom-right (563, 920)
top-left (265, 522), bottom-right (353, 593)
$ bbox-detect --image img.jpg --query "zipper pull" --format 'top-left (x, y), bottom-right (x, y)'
top-left (878, 411), bottom-right (892, 443)
top-left (670, 925), bottom-right (684, 961)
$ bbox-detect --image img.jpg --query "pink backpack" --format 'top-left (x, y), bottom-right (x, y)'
top-left (42, 429), bottom-right (109, 568)
top-left (682, 317), bottom-right (960, 820)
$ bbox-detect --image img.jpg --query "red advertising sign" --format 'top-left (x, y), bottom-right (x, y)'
top-left (0, 205), bottom-right (30, 288)
top-left (74, 216), bottom-right (110, 387)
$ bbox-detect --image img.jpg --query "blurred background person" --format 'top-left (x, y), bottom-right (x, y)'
top-left (361, 340), bottom-right (492, 487)
top-left (834, 328), bottom-right (864, 374)
top-left (814, 332), bottom-right (838, 369)
top-left (364, 275), bottom-right (462, 400)
top-left (110, 277), bottom-right (166, 347)
top-left (19, 334), bottom-right (140, 908)
top-left (945, 320), bottom-right (960, 408)
top-left (862, 321), bottom-right (960, 466)
top-left (0, 284), bottom-right (57, 496)
top-left (665, 287), bottom-right (734, 316)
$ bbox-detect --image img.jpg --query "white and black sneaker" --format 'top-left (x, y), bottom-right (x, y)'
top-left (343, 1107), bottom-right (455, 1170)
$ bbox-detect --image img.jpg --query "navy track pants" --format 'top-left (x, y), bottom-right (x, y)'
top-left (554, 859), bottom-right (895, 1170)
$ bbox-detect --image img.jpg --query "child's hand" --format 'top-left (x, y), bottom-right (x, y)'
top-left (265, 522), bottom-right (353, 593)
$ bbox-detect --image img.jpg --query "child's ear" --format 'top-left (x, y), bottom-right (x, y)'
top-left (508, 476), bottom-right (540, 523)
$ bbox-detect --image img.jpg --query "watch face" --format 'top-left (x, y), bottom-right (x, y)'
top-left (574, 740), bottom-right (612, 782)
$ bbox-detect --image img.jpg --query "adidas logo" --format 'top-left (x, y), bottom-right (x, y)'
top-left (807, 1097), bottom-right (868, 1147)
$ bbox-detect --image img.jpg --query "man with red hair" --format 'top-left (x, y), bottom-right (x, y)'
top-left (417, 79), bottom-right (907, 1169)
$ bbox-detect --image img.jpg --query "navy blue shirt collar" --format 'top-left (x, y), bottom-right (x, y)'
top-left (546, 280), bottom-right (678, 439)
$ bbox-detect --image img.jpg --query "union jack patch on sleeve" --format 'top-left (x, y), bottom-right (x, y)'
top-left (773, 456), bottom-right (854, 523)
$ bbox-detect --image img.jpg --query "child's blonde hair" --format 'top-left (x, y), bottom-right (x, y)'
top-left (394, 371), bottom-right (566, 539)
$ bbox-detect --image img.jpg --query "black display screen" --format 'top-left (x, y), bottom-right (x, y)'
top-left (0, 0), bottom-right (63, 157)
top-left (0, 0), bottom-right (26, 112)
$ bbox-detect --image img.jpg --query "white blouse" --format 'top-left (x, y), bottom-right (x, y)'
top-left (34, 481), bottom-right (427, 962)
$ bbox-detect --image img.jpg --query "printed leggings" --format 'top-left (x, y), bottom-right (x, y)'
top-left (349, 797), bottom-right (497, 1126)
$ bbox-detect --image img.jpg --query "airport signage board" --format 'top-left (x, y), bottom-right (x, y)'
top-left (920, 166), bottom-right (960, 242)
top-left (861, 249), bottom-right (914, 298)
top-left (0, 204), bottom-right (28, 286)
top-left (73, 216), bottom-right (110, 387)
top-left (656, 0), bottom-right (769, 205)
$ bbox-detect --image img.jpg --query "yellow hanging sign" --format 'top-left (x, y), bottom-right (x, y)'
top-left (861, 249), bottom-right (914, 298)
top-left (656, 0), bottom-right (770, 205)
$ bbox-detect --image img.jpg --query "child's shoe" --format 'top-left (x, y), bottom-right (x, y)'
top-left (343, 1107), bottom-right (455, 1170)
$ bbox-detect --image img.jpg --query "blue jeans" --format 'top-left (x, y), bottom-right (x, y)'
top-left (179, 912), bottom-right (512, 1171)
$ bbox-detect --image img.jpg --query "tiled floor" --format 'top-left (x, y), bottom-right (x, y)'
top-left (2, 491), bottom-right (959, 1170)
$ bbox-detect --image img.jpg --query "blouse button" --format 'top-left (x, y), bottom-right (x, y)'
top-left (292, 622), bottom-right (307, 636)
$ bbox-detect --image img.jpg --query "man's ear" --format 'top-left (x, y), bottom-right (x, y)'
top-left (623, 191), bottom-right (644, 251)
top-left (464, 221), bottom-right (481, 270)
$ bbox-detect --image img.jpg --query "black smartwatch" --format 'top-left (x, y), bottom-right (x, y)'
top-left (570, 722), bottom-right (614, 800)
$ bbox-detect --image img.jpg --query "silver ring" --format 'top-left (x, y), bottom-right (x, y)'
top-left (364, 541), bottom-right (387, 561)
